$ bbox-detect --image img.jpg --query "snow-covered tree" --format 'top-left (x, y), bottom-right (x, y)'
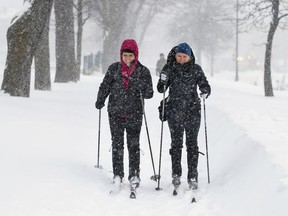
top-left (1, 0), bottom-right (53, 97)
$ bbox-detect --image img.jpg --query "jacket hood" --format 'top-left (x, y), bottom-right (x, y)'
top-left (120, 39), bottom-right (139, 62)
top-left (120, 39), bottom-right (139, 91)
top-left (167, 45), bottom-right (195, 66)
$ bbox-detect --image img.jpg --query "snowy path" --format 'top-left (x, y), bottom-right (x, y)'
top-left (210, 78), bottom-right (288, 186)
top-left (1, 74), bottom-right (288, 216)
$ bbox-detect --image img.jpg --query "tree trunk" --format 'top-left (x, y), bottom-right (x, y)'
top-left (210, 53), bottom-right (214, 77)
top-left (264, 0), bottom-right (279, 97)
top-left (121, 0), bottom-right (145, 42)
top-left (92, 0), bottom-right (130, 73)
top-left (34, 14), bottom-right (52, 91)
top-left (138, 8), bottom-right (155, 47)
top-left (194, 44), bottom-right (202, 65)
top-left (1, 0), bottom-right (53, 97)
top-left (54, 0), bottom-right (77, 83)
top-left (102, 29), bottom-right (122, 73)
top-left (75, 0), bottom-right (83, 80)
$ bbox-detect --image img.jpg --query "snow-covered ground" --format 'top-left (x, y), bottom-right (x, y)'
top-left (1, 70), bottom-right (288, 216)
top-left (1, 1), bottom-right (288, 215)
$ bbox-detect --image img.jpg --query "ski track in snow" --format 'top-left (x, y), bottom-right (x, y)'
top-left (1, 74), bottom-right (288, 216)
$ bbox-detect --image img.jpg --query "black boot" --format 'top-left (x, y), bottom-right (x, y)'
top-left (112, 147), bottom-right (124, 178)
top-left (170, 147), bottom-right (182, 178)
top-left (187, 147), bottom-right (199, 185)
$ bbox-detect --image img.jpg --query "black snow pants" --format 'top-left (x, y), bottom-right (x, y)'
top-left (168, 102), bottom-right (201, 181)
top-left (109, 113), bottom-right (142, 180)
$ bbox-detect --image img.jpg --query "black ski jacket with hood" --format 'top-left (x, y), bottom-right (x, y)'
top-left (96, 62), bottom-right (153, 117)
top-left (157, 46), bottom-right (211, 111)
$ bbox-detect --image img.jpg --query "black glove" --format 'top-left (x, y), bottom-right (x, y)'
top-left (95, 101), bottom-right (104, 109)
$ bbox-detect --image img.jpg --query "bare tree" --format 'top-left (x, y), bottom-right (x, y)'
top-left (239, 0), bottom-right (288, 96)
top-left (202, 0), bottom-right (234, 75)
top-left (169, 0), bottom-right (233, 66)
top-left (121, 0), bottom-right (147, 42)
top-left (90, 0), bottom-right (132, 73)
top-left (73, 0), bottom-right (91, 80)
top-left (89, 0), bottom-right (174, 72)
top-left (54, 0), bottom-right (77, 83)
top-left (124, 0), bottom-right (171, 47)
top-left (1, 0), bottom-right (54, 97)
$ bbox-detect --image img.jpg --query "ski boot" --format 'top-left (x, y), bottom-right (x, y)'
top-left (188, 178), bottom-right (198, 190)
top-left (110, 176), bottom-right (122, 194)
top-left (129, 176), bottom-right (140, 199)
top-left (172, 175), bottom-right (181, 196)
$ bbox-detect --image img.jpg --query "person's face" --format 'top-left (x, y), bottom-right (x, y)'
top-left (176, 52), bottom-right (190, 64)
top-left (122, 52), bottom-right (135, 67)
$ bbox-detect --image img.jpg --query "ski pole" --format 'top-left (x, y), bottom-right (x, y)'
top-left (140, 93), bottom-right (159, 182)
top-left (96, 109), bottom-right (102, 168)
top-left (203, 98), bottom-right (210, 183)
top-left (156, 85), bottom-right (166, 190)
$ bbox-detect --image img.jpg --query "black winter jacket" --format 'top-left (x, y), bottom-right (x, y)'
top-left (157, 60), bottom-right (210, 110)
top-left (96, 62), bottom-right (153, 116)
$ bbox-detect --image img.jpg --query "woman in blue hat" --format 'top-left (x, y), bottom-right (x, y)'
top-left (157, 43), bottom-right (211, 193)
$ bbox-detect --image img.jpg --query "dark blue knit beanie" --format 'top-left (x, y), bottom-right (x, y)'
top-left (175, 43), bottom-right (192, 57)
